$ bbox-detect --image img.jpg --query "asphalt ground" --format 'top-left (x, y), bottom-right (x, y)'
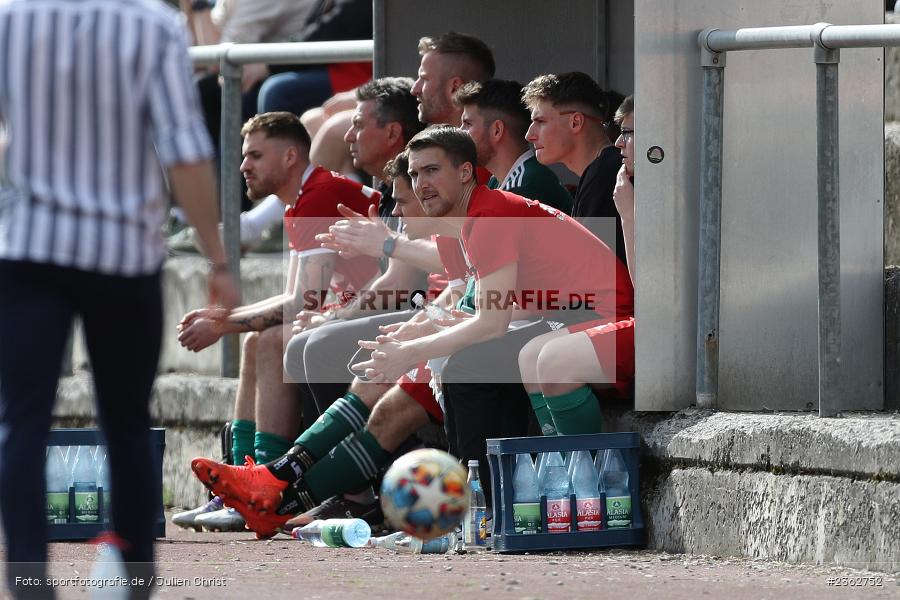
top-left (2, 512), bottom-right (897, 600)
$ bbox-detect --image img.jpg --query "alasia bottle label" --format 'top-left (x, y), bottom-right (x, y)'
top-left (74, 491), bottom-right (99, 522)
top-left (545, 497), bottom-right (571, 533)
top-left (46, 492), bottom-right (69, 524)
top-left (320, 523), bottom-right (349, 548)
top-left (512, 502), bottom-right (541, 534)
top-left (576, 497), bottom-right (603, 531)
top-left (605, 495), bottom-right (632, 528)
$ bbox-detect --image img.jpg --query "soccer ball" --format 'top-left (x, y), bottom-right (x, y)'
top-left (380, 448), bottom-right (470, 540)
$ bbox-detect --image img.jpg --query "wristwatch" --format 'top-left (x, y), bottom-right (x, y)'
top-left (382, 234), bottom-right (398, 258)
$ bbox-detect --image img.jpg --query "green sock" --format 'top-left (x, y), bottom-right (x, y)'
top-left (231, 419), bottom-right (256, 464)
top-left (529, 392), bottom-right (558, 436)
top-left (303, 429), bottom-right (390, 505)
top-left (545, 386), bottom-right (603, 435)
top-left (293, 393), bottom-right (370, 460)
top-left (254, 431), bottom-right (292, 463)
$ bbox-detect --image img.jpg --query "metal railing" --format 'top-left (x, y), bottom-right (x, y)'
top-left (696, 23), bottom-right (894, 417)
top-left (187, 40), bottom-right (374, 376)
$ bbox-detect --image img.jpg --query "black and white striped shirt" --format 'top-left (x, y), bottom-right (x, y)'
top-left (0, 0), bottom-right (213, 276)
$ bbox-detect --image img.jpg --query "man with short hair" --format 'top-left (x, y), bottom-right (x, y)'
top-left (455, 78), bottom-right (572, 212)
top-left (412, 32), bottom-right (496, 126)
top-left (189, 127), bottom-right (633, 532)
top-left (191, 151), bottom-right (467, 536)
top-left (173, 112), bottom-right (378, 532)
top-left (523, 72), bottom-right (627, 265)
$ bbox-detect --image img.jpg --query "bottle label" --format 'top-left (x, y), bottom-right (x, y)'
top-left (467, 510), bottom-right (487, 545)
top-left (606, 495), bottom-right (632, 528)
top-left (545, 497), bottom-right (571, 533)
top-left (74, 491), bottom-right (99, 522)
top-left (46, 492), bottom-right (69, 523)
top-left (512, 502), bottom-right (541, 534)
top-left (576, 497), bottom-right (603, 531)
top-left (321, 523), bottom-right (349, 548)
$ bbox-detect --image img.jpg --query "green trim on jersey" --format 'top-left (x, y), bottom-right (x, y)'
top-left (490, 153), bottom-right (573, 213)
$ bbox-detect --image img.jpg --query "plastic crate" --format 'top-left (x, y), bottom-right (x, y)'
top-left (486, 432), bottom-right (645, 553)
top-left (46, 428), bottom-right (166, 541)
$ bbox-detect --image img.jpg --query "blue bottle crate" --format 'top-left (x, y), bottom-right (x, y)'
top-left (46, 428), bottom-right (166, 541)
top-left (486, 432), bottom-right (645, 553)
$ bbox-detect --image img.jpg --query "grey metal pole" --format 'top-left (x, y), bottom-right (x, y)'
top-left (696, 32), bottom-right (726, 409)
top-left (813, 29), bottom-right (841, 417)
top-left (219, 57), bottom-right (243, 378)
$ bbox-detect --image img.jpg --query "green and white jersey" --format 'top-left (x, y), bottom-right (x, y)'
top-left (487, 149), bottom-right (573, 213)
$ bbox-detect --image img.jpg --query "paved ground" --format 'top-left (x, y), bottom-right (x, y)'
top-left (2, 514), bottom-right (897, 599)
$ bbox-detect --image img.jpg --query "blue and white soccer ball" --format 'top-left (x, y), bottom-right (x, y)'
top-left (380, 448), bottom-right (470, 540)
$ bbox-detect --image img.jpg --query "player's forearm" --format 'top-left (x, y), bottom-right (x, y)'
top-left (404, 311), bottom-right (509, 362)
top-left (337, 263), bottom-right (419, 320)
top-left (220, 294), bottom-right (291, 333)
top-left (389, 237), bottom-right (443, 273)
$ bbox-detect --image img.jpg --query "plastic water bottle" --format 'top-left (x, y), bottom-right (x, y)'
top-left (45, 446), bottom-right (69, 524)
top-left (291, 518), bottom-right (371, 547)
top-left (535, 452), bottom-right (548, 489)
top-left (512, 453), bottom-right (540, 534)
top-left (572, 450), bottom-right (602, 531)
top-left (600, 449), bottom-right (632, 528)
top-left (542, 452), bottom-right (571, 533)
top-left (412, 292), bottom-right (452, 328)
top-left (89, 540), bottom-right (129, 600)
top-left (398, 532), bottom-right (458, 554)
top-left (463, 460), bottom-right (487, 549)
top-left (95, 449), bottom-right (111, 522)
top-left (71, 446), bottom-right (99, 523)
top-left (366, 531), bottom-right (406, 551)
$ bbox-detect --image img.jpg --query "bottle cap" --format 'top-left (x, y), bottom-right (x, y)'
top-left (467, 460), bottom-right (479, 467)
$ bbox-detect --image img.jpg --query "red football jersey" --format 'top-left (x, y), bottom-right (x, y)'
top-left (460, 186), bottom-right (633, 321)
top-left (284, 166), bottom-right (379, 298)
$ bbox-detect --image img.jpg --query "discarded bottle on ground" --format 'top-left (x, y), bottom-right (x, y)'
top-left (45, 446), bottom-right (69, 524)
top-left (71, 445), bottom-right (99, 523)
top-left (291, 518), bottom-right (371, 547)
top-left (571, 450), bottom-right (602, 531)
top-left (399, 532), bottom-right (458, 554)
top-left (600, 449), bottom-right (632, 528)
top-left (512, 453), bottom-right (540, 534)
top-left (542, 452), bottom-right (571, 533)
top-left (463, 460), bottom-right (487, 549)
top-left (89, 539), bottom-right (129, 600)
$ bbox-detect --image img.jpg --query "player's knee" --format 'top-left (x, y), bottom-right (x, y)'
top-left (348, 378), bottom-right (392, 409)
top-left (536, 341), bottom-right (573, 384)
top-left (283, 335), bottom-right (305, 384)
top-left (518, 336), bottom-right (544, 382)
top-left (242, 331), bottom-right (259, 357)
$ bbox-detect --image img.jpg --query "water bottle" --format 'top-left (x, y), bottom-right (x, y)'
top-left (89, 539), bottom-right (129, 600)
top-left (600, 449), bottom-right (632, 528)
top-left (95, 449), bottom-right (111, 522)
top-left (412, 292), bottom-right (452, 328)
top-left (535, 452), bottom-right (548, 489)
top-left (541, 452), bottom-right (571, 533)
top-left (366, 531), bottom-right (406, 551)
top-left (463, 460), bottom-right (487, 549)
top-left (398, 532), bottom-right (458, 554)
top-left (512, 453), bottom-right (540, 534)
top-left (45, 447), bottom-right (69, 524)
top-left (572, 450), bottom-right (602, 531)
top-left (71, 446), bottom-right (99, 523)
top-left (291, 518), bottom-right (371, 547)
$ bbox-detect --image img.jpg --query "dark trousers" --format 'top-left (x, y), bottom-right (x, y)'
top-left (0, 261), bottom-right (162, 599)
top-left (442, 314), bottom-right (596, 507)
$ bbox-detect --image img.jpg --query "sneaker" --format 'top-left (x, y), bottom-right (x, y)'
top-left (195, 507), bottom-right (246, 532)
top-left (285, 495), bottom-right (385, 531)
top-left (171, 496), bottom-right (224, 531)
top-left (190, 456), bottom-right (290, 539)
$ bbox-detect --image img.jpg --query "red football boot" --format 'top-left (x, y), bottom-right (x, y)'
top-left (191, 456), bottom-right (291, 538)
